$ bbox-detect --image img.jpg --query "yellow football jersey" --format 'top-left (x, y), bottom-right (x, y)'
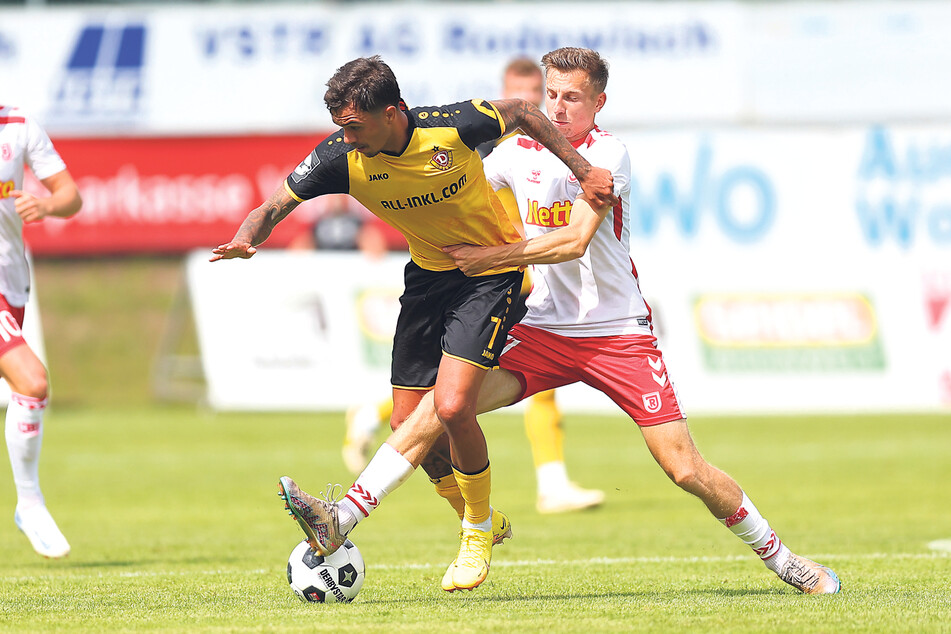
top-left (285, 100), bottom-right (522, 275)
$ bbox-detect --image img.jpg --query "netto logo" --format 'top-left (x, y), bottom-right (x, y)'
top-left (53, 23), bottom-right (147, 123)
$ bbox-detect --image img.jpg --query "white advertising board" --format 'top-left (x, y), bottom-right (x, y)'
top-left (749, 2), bottom-right (951, 122)
top-left (187, 250), bottom-right (405, 411)
top-left (187, 126), bottom-right (950, 415)
top-left (620, 124), bottom-right (950, 414)
top-left (0, 1), bottom-right (739, 134)
top-left (4, 1), bottom-right (951, 135)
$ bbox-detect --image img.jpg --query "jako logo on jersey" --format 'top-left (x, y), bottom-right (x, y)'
top-left (525, 199), bottom-right (571, 228)
top-left (53, 23), bottom-right (147, 123)
top-left (368, 173), bottom-right (389, 182)
top-left (429, 148), bottom-right (453, 171)
top-left (642, 391), bottom-right (662, 413)
top-left (0, 181), bottom-right (13, 199)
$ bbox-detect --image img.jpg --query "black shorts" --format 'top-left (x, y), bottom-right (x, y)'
top-left (391, 261), bottom-right (524, 389)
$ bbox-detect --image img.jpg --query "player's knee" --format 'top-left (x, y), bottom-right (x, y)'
top-left (433, 397), bottom-right (471, 430)
top-left (15, 369), bottom-right (48, 400)
top-left (664, 461), bottom-right (702, 492)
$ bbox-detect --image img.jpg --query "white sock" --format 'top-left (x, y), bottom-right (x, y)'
top-left (536, 461), bottom-right (570, 497)
top-left (338, 443), bottom-right (414, 534)
top-left (5, 393), bottom-right (48, 511)
top-left (719, 492), bottom-right (790, 572)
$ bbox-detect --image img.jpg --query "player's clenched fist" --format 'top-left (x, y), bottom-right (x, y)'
top-left (578, 166), bottom-right (617, 209)
top-left (10, 190), bottom-right (49, 223)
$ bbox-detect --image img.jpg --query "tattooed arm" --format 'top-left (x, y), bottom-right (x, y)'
top-left (210, 185), bottom-right (300, 261)
top-left (491, 98), bottom-right (617, 209)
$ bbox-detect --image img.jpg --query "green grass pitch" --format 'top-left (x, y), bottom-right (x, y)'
top-left (0, 407), bottom-right (948, 632)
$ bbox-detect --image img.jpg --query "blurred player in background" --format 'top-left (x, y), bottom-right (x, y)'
top-left (344, 56), bottom-right (604, 515)
top-left (301, 47), bottom-right (841, 595)
top-left (286, 193), bottom-right (399, 257)
top-left (0, 105), bottom-right (81, 558)
top-left (211, 56), bottom-right (616, 591)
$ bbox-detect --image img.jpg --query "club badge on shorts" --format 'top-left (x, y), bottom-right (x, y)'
top-left (643, 391), bottom-right (662, 413)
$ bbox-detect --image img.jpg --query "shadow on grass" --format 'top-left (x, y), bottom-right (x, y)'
top-left (355, 587), bottom-right (784, 606)
top-left (64, 556), bottom-right (225, 570)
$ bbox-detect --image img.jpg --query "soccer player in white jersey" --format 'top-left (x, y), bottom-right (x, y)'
top-left (0, 105), bottom-right (81, 558)
top-left (290, 48), bottom-right (840, 595)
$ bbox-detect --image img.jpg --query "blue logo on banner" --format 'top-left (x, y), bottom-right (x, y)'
top-left (0, 31), bottom-right (15, 60)
top-left (197, 22), bottom-right (329, 60)
top-left (855, 127), bottom-right (951, 248)
top-left (51, 23), bottom-right (146, 126)
top-left (629, 140), bottom-right (776, 244)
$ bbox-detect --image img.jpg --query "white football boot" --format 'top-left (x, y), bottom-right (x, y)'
top-left (536, 482), bottom-right (605, 514)
top-left (15, 505), bottom-right (70, 558)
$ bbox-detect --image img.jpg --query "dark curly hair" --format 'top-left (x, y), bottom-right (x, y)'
top-left (324, 56), bottom-right (402, 115)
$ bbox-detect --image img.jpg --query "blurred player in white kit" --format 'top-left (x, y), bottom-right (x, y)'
top-left (0, 105), bottom-right (81, 558)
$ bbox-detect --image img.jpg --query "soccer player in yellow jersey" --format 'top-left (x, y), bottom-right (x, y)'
top-left (265, 48), bottom-right (840, 597)
top-left (344, 56), bottom-right (604, 515)
top-left (211, 56), bottom-right (616, 590)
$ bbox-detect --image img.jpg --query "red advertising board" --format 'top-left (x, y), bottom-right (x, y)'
top-left (23, 134), bottom-right (354, 255)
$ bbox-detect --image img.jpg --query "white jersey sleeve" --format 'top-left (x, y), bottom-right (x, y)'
top-left (481, 136), bottom-right (516, 192)
top-left (24, 115), bottom-right (67, 181)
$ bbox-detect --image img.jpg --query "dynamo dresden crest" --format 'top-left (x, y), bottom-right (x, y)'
top-left (429, 147), bottom-right (453, 171)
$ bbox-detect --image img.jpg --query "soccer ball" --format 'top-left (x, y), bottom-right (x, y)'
top-left (286, 539), bottom-right (366, 603)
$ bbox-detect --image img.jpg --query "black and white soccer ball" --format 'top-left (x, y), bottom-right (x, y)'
top-left (286, 539), bottom-right (366, 603)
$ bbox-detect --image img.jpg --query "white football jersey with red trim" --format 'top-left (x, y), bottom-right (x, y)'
top-left (483, 128), bottom-right (653, 337)
top-left (0, 106), bottom-right (66, 306)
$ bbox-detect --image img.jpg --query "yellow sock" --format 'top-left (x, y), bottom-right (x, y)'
top-left (431, 473), bottom-right (465, 520)
top-left (454, 465), bottom-right (491, 526)
top-left (376, 398), bottom-right (394, 427)
top-left (524, 389), bottom-right (564, 468)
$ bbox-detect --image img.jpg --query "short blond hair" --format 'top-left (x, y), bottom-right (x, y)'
top-left (541, 47), bottom-right (609, 93)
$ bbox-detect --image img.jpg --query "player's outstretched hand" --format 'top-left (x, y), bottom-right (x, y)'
top-left (210, 241), bottom-right (257, 262)
top-left (579, 166), bottom-right (618, 209)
